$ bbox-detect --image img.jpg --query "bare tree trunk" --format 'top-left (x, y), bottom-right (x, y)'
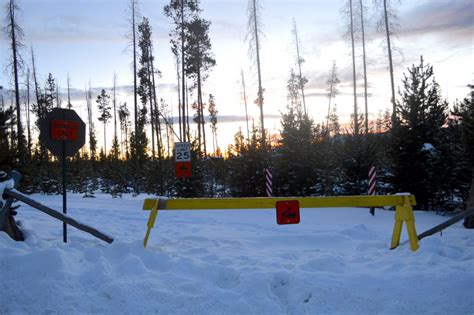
top-left (252, 0), bottom-right (265, 147)
top-left (326, 61), bottom-right (337, 134)
top-left (196, 57), bottom-right (207, 157)
top-left (186, 78), bottom-right (190, 142)
top-left (113, 73), bottom-right (118, 141)
top-left (103, 121), bottom-right (106, 154)
top-left (132, 0), bottom-right (138, 142)
top-left (383, 0), bottom-right (396, 128)
top-left (86, 81), bottom-right (95, 159)
top-left (56, 83), bottom-right (60, 108)
top-left (350, 0), bottom-right (359, 136)
top-left (120, 117), bottom-right (123, 158)
top-left (293, 19), bottom-right (307, 116)
top-left (200, 90), bottom-right (207, 157)
top-left (150, 44), bottom-right (162, 162)
top-left (124, 121), bottom-right (129, 159)
top-left (175, 52), bottom-right (182, 140)
top-left (241, 70), bottom-right (250, 141)
top-left (180, 0), bottom-right (187, 142)
top-left (9, 0), bottom-right (24, 153)
top-left (147, 54), bottom-right (156, 159)
top-left (67, 74), bottom-right (72, 109)
top-left (196, 80), bottom-right (202, 154)
top-left (360, 0), bottom-right (369, 134)
top-left (25, 67), bottom-right (31, 157)
top-left (31, 47), bottom-right (40, 106)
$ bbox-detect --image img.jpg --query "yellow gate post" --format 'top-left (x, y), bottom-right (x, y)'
top-left (142, 198), bottom-right (161, 248)
top-left (390, 195), bottom-right (419, 251)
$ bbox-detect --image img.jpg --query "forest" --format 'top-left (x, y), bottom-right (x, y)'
top-left (1, 0), bottom-right (473, 211)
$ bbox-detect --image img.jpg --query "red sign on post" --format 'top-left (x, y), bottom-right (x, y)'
top-left (176, 161), bottom-right (192, 178)
top-left (51, 120), bottom-right (80, 141)
top-left (175, 142), bottom-right (192, 178)
top-left (276, 200), bottom-right (300, 225)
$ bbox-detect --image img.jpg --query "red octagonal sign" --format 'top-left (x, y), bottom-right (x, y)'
top-left (39, 108), bottom-right (86, 157)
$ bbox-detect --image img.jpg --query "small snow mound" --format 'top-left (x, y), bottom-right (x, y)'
top-left (213, 266), bottom-right (241, 289)
top-left (116, 255), bottom-right (148, 275)
top-left (339, 224), bottom-right (376, 240)
top-left (299, 255), bottom-right (346, 273)
top-left (0, 178), bottom-right (14, 200)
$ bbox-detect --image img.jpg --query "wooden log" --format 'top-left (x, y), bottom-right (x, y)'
top-left (418, 208), bottom-right (474, 241)
top-left (4, 188), bottom-right (113, 244)
top-left (0, 196), bottom-right (24, 241)
top-left (0, 197), bottom-right (13, 229)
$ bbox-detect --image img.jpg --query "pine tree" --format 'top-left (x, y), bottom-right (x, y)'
top-left (32, 73), bottom-right (55, 128)
top-left (164, 0), bottom-right (200, 141)
top-left (85, 83), bottom-right (97, 160)
top-left (0, 106), bottom-right (16, 167)
top-left (208, 94), bottom-right (218, 154)
top-left (96, 89), bottom-right (112, 154)
top-left (185, 17), bottom-right (216, 156)
top-left (452, 86), bottom-right (474, 171)
top-left (128, 0), bottom-right (140, 145)
top-left (227, 125), bottom-right (267, 197)
top-left (137, 17), bottom-right (158, 159)
top-left (118, 102), bottom-right (131, 159)
top-left (129, 104), bottom-right (148, 194)
top-left (325, 62), bottom-right (340, 135)
top-left (277, 97), bottom-right (316, 196)
top-left (392, 56), bottom-right (448, 208)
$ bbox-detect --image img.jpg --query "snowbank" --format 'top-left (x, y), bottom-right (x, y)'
top-left (0, 179), bottom-right (14, 201)
top-left (1, 193), bottom-right (473, 314)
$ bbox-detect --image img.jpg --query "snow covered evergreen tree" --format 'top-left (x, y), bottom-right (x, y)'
top-left (392, 56), bottom-right (448, 208)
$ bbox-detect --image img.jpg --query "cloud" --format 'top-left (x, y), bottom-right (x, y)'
top-left (400, 1), bottom-right (473, 39)
top-left (17, 0), bottom-right (171, 44)
top-left (207, 114), bottom-right (279, 124)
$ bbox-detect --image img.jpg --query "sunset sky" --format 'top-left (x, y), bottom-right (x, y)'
top-left (1, 0), bottom-right (472, 153)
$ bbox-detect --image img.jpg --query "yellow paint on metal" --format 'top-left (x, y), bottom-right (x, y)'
top-left (390, 196), bottom-right (419, 251)
top-left (143, 199), bottom-right (159, 248)
top-left (143, 198), bottom-right (158, 210)
top-left (143, 195), bottom-right (416, 211)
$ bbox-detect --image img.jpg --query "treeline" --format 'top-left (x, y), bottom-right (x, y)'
top-left (1, 57), bottom-right (473, 211)
top-left (1, 0), bottom-right (473, 211)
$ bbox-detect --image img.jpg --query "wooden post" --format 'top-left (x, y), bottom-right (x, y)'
top-left (0, 196), bottom-right (24, 241)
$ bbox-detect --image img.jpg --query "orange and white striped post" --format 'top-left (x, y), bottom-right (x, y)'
top-left (369, 166), bottom-right (376, 215)
top-left (265, 168), bottom-right (273, 197)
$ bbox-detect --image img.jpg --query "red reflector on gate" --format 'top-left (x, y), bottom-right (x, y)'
top-left (276, 200), bottom-right (300, 225)
top-left (176, 161), bottom-right (192, 178)
top-left (51, 120), bottom-right (80, 141)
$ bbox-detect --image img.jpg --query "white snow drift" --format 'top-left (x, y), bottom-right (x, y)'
top-left (1, 193), bottom-right (473, 314)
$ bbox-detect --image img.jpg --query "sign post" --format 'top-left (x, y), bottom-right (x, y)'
top-left (174, 142), bottom-right (191, 179)
top-left (368, 166), bottom-right (376, 216)
top-left (39, 108), bottom-right (86, 243)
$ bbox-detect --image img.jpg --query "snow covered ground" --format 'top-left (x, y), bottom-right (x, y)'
top-left (1, 193), bottom-right (473, 314)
